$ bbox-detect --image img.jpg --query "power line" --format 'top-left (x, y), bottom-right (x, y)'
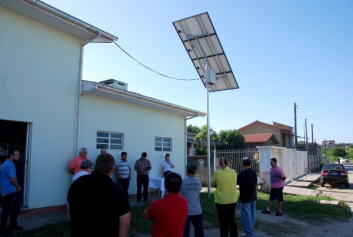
top-left (113, 42), bottom-right (200, 81)
top-left (279, 110), bottom-right (353, 122)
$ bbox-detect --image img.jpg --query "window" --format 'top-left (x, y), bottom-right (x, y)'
top-left (97, 131), bottom-right (123, 150)
top-left (155, 137), bottom-right (171, 151)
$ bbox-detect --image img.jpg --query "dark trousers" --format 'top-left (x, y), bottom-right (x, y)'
top-left (183, 213), bottom-right (204, 237)
top-left (216, 203), bottom-right (238, 237)
top-left (163, 171), bottom-right (172, 177)
top-left (137, 175), bottom-right (149, 201)
top-left (118, 178), bottom-right (130, 199)
top-left (1, 192), bottom-right (21, 231)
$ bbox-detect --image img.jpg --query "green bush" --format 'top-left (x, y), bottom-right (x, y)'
top-left (330, 147), bottom-right (346, 157)
top-left (196, 147), bottom-right (207, 155)
top-left (346, 148), bottom-right (353, 160)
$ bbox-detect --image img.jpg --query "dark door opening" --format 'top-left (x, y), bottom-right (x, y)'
top-left (0, 120), bottom-right (28, 205)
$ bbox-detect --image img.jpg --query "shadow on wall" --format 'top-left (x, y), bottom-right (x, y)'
top-left (187, 156), bottom-right (215, 186)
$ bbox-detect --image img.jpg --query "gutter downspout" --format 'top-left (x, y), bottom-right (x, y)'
top-left (76, 32), bottom-right (101, 153)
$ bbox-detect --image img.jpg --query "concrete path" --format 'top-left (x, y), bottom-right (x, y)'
top-left (286, 181), bottom-right (312, 187)
top-left (295, 173), bottom-right (320, 182)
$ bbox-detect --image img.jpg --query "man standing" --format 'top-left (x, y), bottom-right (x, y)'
top-left (68, 148), bottom-right (90, 175)
top-left (262, 158), bottom-right (286, 216)
top-left (115, 152), bottom-right (131, 199)
top-left (143, 172), bottom-right (188, 237)
top-left (67, 153), bottom-right (131, 236)
top-left (237, 159), bottom-right (257, 237)
top-left (72, 160), bottom-right (93, 183)
top-left (0, 150), bottom-right (23, 234)
top-left (180, 163), bottom-right (204, 237)
top-left (134, 152), bottom-right (151, 202)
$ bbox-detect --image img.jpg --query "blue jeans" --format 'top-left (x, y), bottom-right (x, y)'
top-left (0, 192), bottom-right (21, 231)
top-left (241, 201), bottom-right (256, 237)
top-left (183, 213), bottom-right (204, 237)
top-left (118, 178), bottom-right (130, 199)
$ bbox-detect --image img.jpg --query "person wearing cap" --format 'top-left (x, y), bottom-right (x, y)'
top-left (72, 160), bottom-right (93, 183)
top-left (237, 158), bottom-right (257, 237)
top-left (68, 148), bottom-right (90, 175)
top-left (67, 153), bottom-right (130, 236)
top-left (134, 152), bottom-right (152, 202)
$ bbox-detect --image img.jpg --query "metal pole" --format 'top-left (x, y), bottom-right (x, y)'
top-left (294, 103), bottom-right (297, 149)
top-left (305, 119), bottom-right (309, 173)
top-left (206, 83), bottom-right (211, 198)
top-left (311, 124), bottom-right (314, 156)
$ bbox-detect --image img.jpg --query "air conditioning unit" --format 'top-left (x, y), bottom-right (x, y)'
top-left (99, 79), bottom-right (128, 90)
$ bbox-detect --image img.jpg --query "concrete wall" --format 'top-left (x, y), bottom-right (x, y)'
top-left (80, 94), bottom-right (187, 194)
top-left (0, 7), bottom-right (82, 208)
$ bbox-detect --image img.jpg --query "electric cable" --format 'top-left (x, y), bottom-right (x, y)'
top-left (113, 42), bottom-right (200, 81)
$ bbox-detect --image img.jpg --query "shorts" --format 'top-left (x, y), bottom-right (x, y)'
top-left (269, 187), bottom-right (284, 202)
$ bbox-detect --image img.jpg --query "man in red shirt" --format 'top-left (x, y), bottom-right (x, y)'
top-left (68, 148), bottom-right (90, 175)
top-left (142, 172), bottom-right (188, 237)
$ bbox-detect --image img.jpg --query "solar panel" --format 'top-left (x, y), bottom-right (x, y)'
top-left (173, 12), bottom-right (239, 92)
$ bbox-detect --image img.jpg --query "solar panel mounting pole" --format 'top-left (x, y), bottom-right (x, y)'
top-left (206, 62), bottom-right (212, 198)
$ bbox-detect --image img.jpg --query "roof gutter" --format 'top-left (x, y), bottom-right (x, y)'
top-left (24, 0), bottom-right (118, 41)
top-left (76, 32), bottom-right (102, 153)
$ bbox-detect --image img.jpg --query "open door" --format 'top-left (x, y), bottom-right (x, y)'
top-left (0, 120), bottom-right (30, 207)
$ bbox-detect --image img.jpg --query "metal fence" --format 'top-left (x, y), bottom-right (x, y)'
top-left (214, 148), bottom-right (259, 174)
top-left (308, 155), bottom-right (321, 172)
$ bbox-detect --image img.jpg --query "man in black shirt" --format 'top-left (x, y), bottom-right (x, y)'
top-left (67, 153), bottom-right (131, 237)
top-left (237, 159), bottom-right (257, 237)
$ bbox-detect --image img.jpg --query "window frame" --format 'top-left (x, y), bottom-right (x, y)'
top-left (96, 131), bottom-right (124, 150)
top-left (155, 137), bottom-right (172, 152)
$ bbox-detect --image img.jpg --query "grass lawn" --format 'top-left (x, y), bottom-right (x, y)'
top-left (14, 191), bottom-right (351, 236)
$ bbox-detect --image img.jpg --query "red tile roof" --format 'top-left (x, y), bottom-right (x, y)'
top-left (243, 133), bottom-right (276, 143)
top-left (272, 122), bottom-right (292, 131)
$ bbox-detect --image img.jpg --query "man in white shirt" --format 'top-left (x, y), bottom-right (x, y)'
top-left (72, 160), bottom-right (93, 183)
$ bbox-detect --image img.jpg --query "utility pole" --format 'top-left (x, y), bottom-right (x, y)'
top-left (294, 103), bottom-right (298, 149)
top-left (311, 124), bottom-right (314, 156)
top-left (305, 119), bottom-right (309, 172)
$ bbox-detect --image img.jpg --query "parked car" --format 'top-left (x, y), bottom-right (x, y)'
top-left (320, 163), bottom-right (349, 188)
top-left (339, 157), bottom-right (350, 163)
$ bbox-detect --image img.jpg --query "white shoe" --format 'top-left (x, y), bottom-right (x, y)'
top-left (240, 234), bottom-right (248, 237)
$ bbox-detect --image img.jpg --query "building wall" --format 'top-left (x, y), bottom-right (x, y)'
top-left (80, 94), bottom-right (187, 194)
top-left (240, 124), bottom-right (282, 146)
top-left (0, 7), bottom-right (82, 208)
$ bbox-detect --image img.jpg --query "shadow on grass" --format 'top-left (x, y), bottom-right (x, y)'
top-left (256, 191), bottom-right (352, 223)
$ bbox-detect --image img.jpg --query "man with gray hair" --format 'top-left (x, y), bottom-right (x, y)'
top-left (72, 160), bottom-right (93, 183)
top-left (67, 153), bottom-right (131, 236)
top-left (180, 163), bottom-right (204, 237)
top-left (68, 148), bottom-right (90, 175)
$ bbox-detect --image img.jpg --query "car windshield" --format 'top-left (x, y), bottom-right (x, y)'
top-left (323, 164), bottom-right (344, 170)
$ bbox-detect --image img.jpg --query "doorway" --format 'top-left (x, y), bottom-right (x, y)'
top-left (0, 119), bottom-right (30, 207)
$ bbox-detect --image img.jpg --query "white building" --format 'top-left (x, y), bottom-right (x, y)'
top-left (0, 0), bottom-right (205, 212)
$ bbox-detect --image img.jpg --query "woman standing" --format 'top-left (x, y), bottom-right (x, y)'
top-left (161, 153), bottom-right (174, 177)
top-left (211, 157), bottom-right (238, 237)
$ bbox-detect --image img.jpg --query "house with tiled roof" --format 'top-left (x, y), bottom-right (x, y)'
top-left (238, 120), bottom-right (294, 148)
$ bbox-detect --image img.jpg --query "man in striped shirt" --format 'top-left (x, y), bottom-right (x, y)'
top-left (115, 152), bottom-right (131, 199)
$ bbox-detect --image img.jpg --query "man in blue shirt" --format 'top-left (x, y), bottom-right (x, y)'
top-left (0, 150), bottom-right (23, 234)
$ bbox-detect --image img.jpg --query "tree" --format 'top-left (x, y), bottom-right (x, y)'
top-left (330, 147), bottom-right (346, 157)
top-left (187, 124), bottom-right (201, 133)
top-left (217, 129), bottom-right (246, 149)
top-left (194, 125), bottom-right (218, 154)
top-left (345, 148), bottom-right (353, 160)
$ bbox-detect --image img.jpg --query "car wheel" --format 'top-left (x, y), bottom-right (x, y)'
top-left (321, 182), bottom-right (325, 187)
top-left (345, 181), bottom-right (349, 188)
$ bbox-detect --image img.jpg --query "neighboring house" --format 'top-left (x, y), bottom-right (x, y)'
top-left (0, 0), bottom-right (205, 212)
top-left (322, 140), bottom-right (335, 148)
top-left (238, 120), bottom-right (294, 148)
top-left (243, 133), bottom-right (279, 149)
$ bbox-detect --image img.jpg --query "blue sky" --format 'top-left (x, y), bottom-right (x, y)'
top-left (45, 0), bottom-right (353, 143)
